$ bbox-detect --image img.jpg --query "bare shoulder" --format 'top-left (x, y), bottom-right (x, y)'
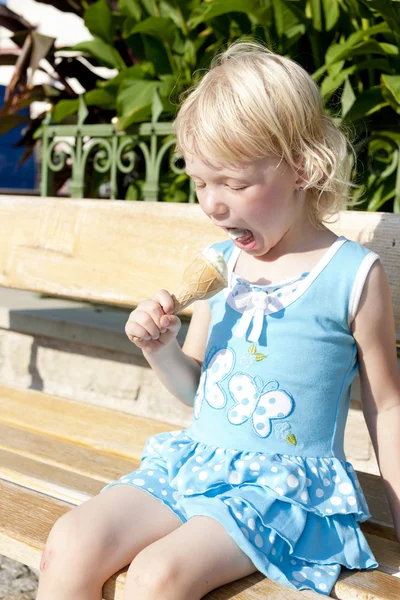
top-left (182, 300), bottom-right (211, 366)
top-left (351, 259), bottom-right (392, 340)
top-left (352, 259), bottom-right (400, 414)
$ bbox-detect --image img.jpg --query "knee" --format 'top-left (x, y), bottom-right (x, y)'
top-left (40, 511), bottom-right (96, 576)
top-left (125, 548), bottom-right (181, 598)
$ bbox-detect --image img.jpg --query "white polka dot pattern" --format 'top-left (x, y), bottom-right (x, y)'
top-left (100, 430), bottom-right (378, 596)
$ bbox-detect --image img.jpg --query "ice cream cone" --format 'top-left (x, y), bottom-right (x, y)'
top-left (171, 253), bottom-right (228, 313)
top-left (132, 248), bottom-right (228, 343)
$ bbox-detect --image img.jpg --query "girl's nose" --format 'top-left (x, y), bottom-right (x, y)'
top-left (200, 189), bottom-right (228, 219)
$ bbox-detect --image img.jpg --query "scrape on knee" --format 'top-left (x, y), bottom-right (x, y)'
top-left (40, 546), bottom-right (55, 572)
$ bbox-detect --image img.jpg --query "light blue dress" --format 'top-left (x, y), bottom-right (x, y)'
top-left (101, 235), bottom-right (380, 595)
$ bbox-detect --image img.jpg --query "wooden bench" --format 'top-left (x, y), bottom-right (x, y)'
top-left (0, 196), bottom-right (399, 600)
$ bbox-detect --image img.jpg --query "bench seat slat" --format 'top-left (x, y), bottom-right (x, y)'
top-left (357, 472), bottom-right (395, 532)
top-left (0, 448), bottom-right (110, 504)
top-left (1, 479), bottom-right (399, 600)
top-left (0, 384), bottom-right (173, 458)
top-left (0, 422), bottom-right (136, 480)
top-left (0, 385), bottom-right (395, 529)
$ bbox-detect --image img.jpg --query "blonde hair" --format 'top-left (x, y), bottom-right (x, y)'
top-left (173, 40), bottom-right (356, 227)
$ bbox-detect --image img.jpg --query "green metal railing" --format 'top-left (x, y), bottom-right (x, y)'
top-left (39, 99), bottom-right (195, 202)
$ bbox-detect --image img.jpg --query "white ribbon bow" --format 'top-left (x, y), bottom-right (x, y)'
top-left (233, 290), bottom-right (279, 342)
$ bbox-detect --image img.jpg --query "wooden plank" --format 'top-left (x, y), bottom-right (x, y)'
top-left (0, 385), bottom-right (395, 529)
top-left (0, 479), bottom-right (127, 600)
top-left (0, 479), bottom-right (71, 569)
top-left (0, 422), bottom-right (140, 504)
top-left (0, 447), bottom-right (103, 504)
top-left (0, 198), bottom-right (399, 344)
top-left (0, 197), bottom-right (223, 310)
top-left (357, 472), bottom-right (395, 532)
top-left (0, 422), bottom-right (137, 481)
top-left (1, 479), bottom-right (399, 600)
top-left (332, 568), bottom-right (400, 600)
top-left (0, 385), bottom-right (176, 459)
top-left (363, 533), bottom-right (400, 577)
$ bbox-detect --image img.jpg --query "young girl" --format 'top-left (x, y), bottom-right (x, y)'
top-left (37, 40), bottom-right (400, 599)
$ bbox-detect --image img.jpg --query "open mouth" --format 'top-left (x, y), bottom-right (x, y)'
top-left (226, 227), bottom-right (255, 249)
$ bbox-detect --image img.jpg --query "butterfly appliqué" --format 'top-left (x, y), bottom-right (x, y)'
top-left (193, 348), bottom-right (235, 419)
top-left (228, 376), bottom-right (294, 438)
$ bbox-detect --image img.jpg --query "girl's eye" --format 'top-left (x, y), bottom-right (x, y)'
top-left (229, 186), bottom-right (247, 191)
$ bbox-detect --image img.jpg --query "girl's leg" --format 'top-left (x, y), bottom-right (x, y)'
top-left (36, 484), bottom-right (182, 600)
top-left (123, 515), bottom-right (257, 600)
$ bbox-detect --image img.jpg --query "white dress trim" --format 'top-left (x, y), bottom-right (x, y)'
top-left (225, 236), bottom-right (347, 313)
top-left (347, 252), bottom-right (380, 327)
top-left (224, 237), bottom-right (348, 343)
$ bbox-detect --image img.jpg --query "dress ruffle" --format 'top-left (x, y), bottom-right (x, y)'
top-left (131, 429), bottom-right (378, 594)
top-left (142, 430), bottom-right (371, 521)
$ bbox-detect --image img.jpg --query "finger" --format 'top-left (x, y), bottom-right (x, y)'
top-left (159, 314), bottom-right (181, 334)
top-left (132, 311), bottom-right (163, 339)
top-left (137, 299), bottom-right (168, 329)
top-left (152, 289), bottom-right (175, 316)
top-left (125, 322), bottom-right (151, 343)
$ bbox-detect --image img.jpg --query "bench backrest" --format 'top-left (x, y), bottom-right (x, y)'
top-left (0, 196), bottom-right (399, 347)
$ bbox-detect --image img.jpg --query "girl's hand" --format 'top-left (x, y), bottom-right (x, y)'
top-left (125, 289), bottom-right (181, 353)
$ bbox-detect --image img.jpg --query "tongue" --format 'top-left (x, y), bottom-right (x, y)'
top-left (228, 228), bottom-right (253, 242)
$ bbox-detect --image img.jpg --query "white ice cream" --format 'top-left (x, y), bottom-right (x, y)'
top-left (201, 247), bottom-right (228, 282)
top-left (227, 227), bottom-right (250, 240)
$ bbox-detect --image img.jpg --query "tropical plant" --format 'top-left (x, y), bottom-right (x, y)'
top-left (1, 0), bottom-right (400, 210)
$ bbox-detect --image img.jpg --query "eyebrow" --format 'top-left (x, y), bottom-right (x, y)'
top-left (185, 171), bottom-right (249, 180)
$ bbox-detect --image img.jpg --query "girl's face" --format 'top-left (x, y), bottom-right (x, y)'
top-left (185, 154), bottom-right (306, 258)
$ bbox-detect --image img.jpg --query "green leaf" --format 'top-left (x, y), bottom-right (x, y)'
top-left (321, 60), bottom-right (393, 99)
top-left (382, 86), bottom-right (400, 115)
top-left (382, 74), bottom-right (400, 105)
top-left (72, 38), bottom-right (126, 70)
top-left (255, 353), bottom-right (267, 361)
top-left (341, 78), bottom-right (356, 118)
top-left (188, 0), bottom-right (262, 29)
top-left (273, 0), bottom-right (299, 38)
top-left (77, 94), bottom-right (88, 125)
top-left (52, 99), bottom-right (79, 123)
top-left (322, 0), bottom-right (339, 31)
top-left (309, 0), bottom-right (322, 32)
top-left (379, 42), bottom-right (399, 56)
top-left (117, 79), bottom-right (160, 129)
top-left (84, 0), bottom-right (113, 44)
top-left (85, 87), bottom-right (116, 110)
top-left (127, 16), bottom-right (176, 46)
top-left (321, 65), bottom-right (356, 98)
top-left (344, 87), bottom-right (388, 121)
top-left (141, 0), bottom-right (158, 17)
top-left (120, 0), bottom-right (142, 21)
top-left (249, 344), bottom-right (256, 355)
top-left (102, 65), bottom-right (147, 94)
top-left (313, 22), bottom-right (392, 81)
top-left (325, 23), bottom-right (391, 64)
top-left (159, 0), bottom-right (187, 34)
top-left (152, 86), bottom-right (163, 122)
top-left (359, 0), bottom-right (400, 37)
top-left (125, 182), bottom-right (140, 200)
top-left (142, 35), bottom-right (172, 75)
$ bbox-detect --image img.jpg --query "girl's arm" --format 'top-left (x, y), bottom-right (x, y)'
top-left (352, 261), bottom-right (400, 539)
top-left (143, 299), bottom-right (211, 406)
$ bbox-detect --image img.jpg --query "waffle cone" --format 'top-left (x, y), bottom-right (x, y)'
top-left (172, 254), bottom-right (228, 313)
